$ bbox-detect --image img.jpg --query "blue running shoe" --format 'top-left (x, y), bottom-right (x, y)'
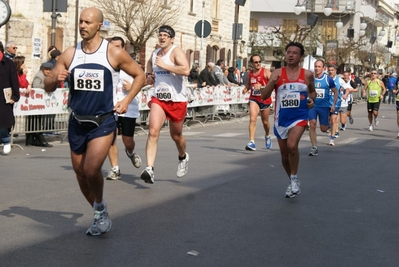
top-left (245, 141), bottom-right (256, 151)
top-left (265, 136), bottom-right (272, 149)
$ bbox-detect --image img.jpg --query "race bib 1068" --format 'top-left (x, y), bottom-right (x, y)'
top-left (74, 68), bottom-right (104, 91)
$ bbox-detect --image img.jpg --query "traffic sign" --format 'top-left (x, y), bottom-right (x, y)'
top-left (194, 20), bottom-right (211, 38)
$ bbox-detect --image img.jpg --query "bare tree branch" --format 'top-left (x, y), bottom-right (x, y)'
top-left (97, 0), bottom-right (183, 53)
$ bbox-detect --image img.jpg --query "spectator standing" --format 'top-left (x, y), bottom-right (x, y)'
top-left (48, 49), bottom-right (61, 67)
top-left (241, 66), bottom-right (249, 86)
top-left (198, 62), bottom-right (218, 87)
top-left (4, 41), bottom-right (17, 60)
top-left (0, 41), bottom-right (20, 154)
top-left (227, 67), bottom-right (239, 84)
top-left (213, 59), bottom-right (226, 85)
top-left (386, 73), bottom-right (397, 104)
top-left (31, 62), bottom-right (56, 145)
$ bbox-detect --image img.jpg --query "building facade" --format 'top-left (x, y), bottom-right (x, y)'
top-left (250, 0), bottom-right (399, 74)
top-left (0, 0), bottom-right (250, 81)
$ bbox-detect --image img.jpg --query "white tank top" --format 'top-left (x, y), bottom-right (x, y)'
top-left (151, 45), bottom-right (187, 102)
top-left (115, 70), bottom-right (139, 118)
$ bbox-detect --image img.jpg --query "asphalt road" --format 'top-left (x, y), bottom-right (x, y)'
top-left (1, 101), bottom-right (399, 267)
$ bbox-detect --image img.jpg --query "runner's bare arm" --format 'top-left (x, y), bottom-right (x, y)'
top-left (262, 68), bottom-right (281, 100)
top-left (44, 47), bottom-right (74, 93)
top-left (305, 70), bottom-right (316, 107)
top-left (145, 54), bottom-right (154, 85)
top-left (154, 47), bottom-right (190, 76)
top-left (110, 48), bottom-right (145, 114)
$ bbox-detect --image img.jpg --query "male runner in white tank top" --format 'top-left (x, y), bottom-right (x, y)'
top-left (44, 7), bottom-right (145, 236)
top-left (141, 25), bottom-right (190, 184)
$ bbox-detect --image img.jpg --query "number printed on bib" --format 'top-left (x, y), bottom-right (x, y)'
top-left (155, 82), bottom-right (174, 101)
top-left (252, 88), bottom-right (261, 96)
top-left (316, 88), bottom-right (325, 98)
top-left (280, 92), bottom-right (300, 108)
top-left (74, 68), bottom-right (104, 91)
top-left (369, 90), bottom-right (378, 97)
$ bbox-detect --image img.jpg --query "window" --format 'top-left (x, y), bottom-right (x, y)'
top-left (327, 0), bottom-right (339, 10)
top-left (282, 19), bottom-right (298, 34)
top-left (211, 0), bottom-right (219, 19)
top-left (190, 0), bottom-right (194, 13)
top-left (321, 20), bottom-right (338, 40)
top-left (250, 19), bottom-right (258, 32)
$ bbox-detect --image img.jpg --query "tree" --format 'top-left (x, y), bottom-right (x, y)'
top-left (97, 0), bottom-right (182, 54)
top-left (249, 24), bottom-right (323, 63)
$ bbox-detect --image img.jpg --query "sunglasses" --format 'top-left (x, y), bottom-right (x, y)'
top-left (253, 61), bottom-right (261, 64)
top-left (12, 47), bottom-right (17, 50)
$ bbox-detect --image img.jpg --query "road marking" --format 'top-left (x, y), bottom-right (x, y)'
top-left (213, 133), bottom-right (245, 137)
top-left (339, 137), bottom-right (368, 145)
top-left (384, 140), bottom-right (399, 147)
top-left (183, 132), bottom-right (205, 136)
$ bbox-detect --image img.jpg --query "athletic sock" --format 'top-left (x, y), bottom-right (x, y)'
top-left (290, 174), bottom-right (298, 180)
top-left (330, 136), bottom-right (335, 140)
top-left (126, 149), bottom-right (134, 157)
top-left (93, 200), bottom-right (105, 211)
top-left (342, 124), bottom-right (345, 128)
top-left (111, 166), bottom-right (119, 172)
top-left (178, 154), bottom-right (187, 161)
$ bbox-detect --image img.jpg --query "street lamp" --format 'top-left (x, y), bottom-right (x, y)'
top-left (294, 0), bottom-right (331, 70)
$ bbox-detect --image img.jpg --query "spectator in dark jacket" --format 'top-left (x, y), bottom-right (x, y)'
top-left (0, 41), bottom-right (20, 154)
top-left (227, 67), bottom-right (239, 84)
top-left (198, 62), bottom-right (218, 87)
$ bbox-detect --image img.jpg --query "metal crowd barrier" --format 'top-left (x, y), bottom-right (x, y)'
top-left (6, 85), bottom-right (254, 150)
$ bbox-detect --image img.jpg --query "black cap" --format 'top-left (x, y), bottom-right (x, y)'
top-left (41, 62), bottom-right (53, 69)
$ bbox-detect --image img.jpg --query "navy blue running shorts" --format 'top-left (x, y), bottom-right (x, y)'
top-left (68, 114), bottom-right (117, 154)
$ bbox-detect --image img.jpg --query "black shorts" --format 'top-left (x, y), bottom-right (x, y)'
top-left (367, 102), bottom-right (380, 112)
top-left (396, 101), bottom-right (399, 111)
top-left (347, 103), bottom-right (352, 111)
top-left (117, 116), bottom-right (137, 137)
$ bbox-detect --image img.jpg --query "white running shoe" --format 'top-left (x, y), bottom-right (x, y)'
top-left (285, 184), bottom-right (295, 198)
top-left (141, 167), bottom-right (154, 184)
top-left (177, 153), bottom-right (189, 178)
top-left (86, 205), bottom-right (112, 236)
top-left (3, 143), bottom-right (11, 154)
top-left (291, 179), bottom-right (301, 195)
top-left (308, 146), bottom-right (318, 156)
top-left (369, 125), bottom-right (373, 132)
top-left (329, 139), bottom-right (335, 146)
top-left (106, 169), bottom-right (121, 180)
top-left (374, 118), bottom-right (379, 126)
top-left (125, 148), bottom-right (142, 168)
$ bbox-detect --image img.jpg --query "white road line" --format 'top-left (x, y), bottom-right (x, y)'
top-left (339, 137), bottom-right (368, 145)
top-left (213, 133), bottom-right (245, 137)
top-left (384, 140), bottom-right (399, 147)
top-left (183, 132), bottom-right (205, 136)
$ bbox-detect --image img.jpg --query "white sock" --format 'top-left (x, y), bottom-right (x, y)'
top-left (93, 200), bottom-right (105, 211)
top-left (112, 166), bottom-right (119, 172)
top-left (290, 174), bottom-right (298, 180)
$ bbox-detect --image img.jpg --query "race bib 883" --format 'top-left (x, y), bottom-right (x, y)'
top-left (74, 68), bottom-right (104, 91)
